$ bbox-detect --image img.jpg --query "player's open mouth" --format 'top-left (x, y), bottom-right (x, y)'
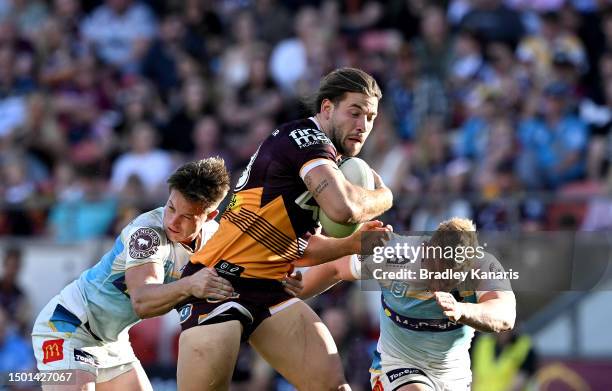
top-left (348, 137), bottom-right (363, 143)
top-left (168, 227), bottom-right (179, 234)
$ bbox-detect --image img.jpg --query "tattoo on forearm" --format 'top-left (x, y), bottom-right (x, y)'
top-left (314, 179), bottom-right (329, 196)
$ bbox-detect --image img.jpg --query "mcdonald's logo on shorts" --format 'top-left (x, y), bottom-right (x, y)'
top-left (42, 339), bottom-right (64, 364)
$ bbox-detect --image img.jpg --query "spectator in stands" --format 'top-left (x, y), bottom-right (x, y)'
top-left (0, 153), bottom-right (47, 235)
top-left (220, 49), bottom-right (283, 131)
top-left (360, 111), bottom-right (411, 195)
top-left (581, 170), bottom-right (612, 231)
top-left (269, 6), bottom-right (331, 94)
top-left (111, 122), bottom-right (174, 198)
top-left (386, 44), bottom-right (449, 140)
top-left (140, 13), bottom-right (188, 99)
top-left (251, 0), bottom-right (292, 45)
top-left (161, 77), bottom-right (214, 154)
top-left (580, 54), bottom-right (612, 180)
top-left (80, 0), bottom-right (157, 72)
top-left (0, 247), bottom-right (31, 336)
top-left (51, 0), bottom-right (82, 36)
top-left (518, 81), bottom-right (589, 188)
top-left (460, 0), bottom-right (525, 47)
top-left (49, 164), bottom-right (117, 242)
top-left (0, 306), bottom-right (34, 372)
top-left (413, 4), bottom-right (453, 81)
top-left (410, 172), bottom-right (471, 231)
top-left (455, 85), bottom-right (504, 162)
top-left (219, 10), bottom-right (262, 89)
top-left (517, 11), bottom-right (587, 85)
top-left (449, 28), bottom-right (487, 106)
top-left (189, 116), bottom-right (232, 169)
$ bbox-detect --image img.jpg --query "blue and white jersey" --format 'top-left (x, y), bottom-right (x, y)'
top-left (57, 207), bottom-right (218, 342)
top-left (358, 236), bottom-right (508, 379)
top-left (378, 283), bottom-right (477, 378)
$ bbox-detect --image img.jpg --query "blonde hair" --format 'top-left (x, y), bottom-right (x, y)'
top-left (428, 218), bottom-right (479, 270)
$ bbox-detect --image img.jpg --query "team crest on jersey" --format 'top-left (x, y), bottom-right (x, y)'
top-left (129, 228), bottom-right (161, 259)
top-left (289, 128), bottom-right (331, 149)
top-left (390, 281), bottom-right (408, 298)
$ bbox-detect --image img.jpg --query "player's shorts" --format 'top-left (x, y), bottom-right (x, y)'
top-left (177, 262), bottom-right (299, 340)
top-left (31, 294), bottom-right (140, 383)
top-left (369, 350), bottom-right (471, 391)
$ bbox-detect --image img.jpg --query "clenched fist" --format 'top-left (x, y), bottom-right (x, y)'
top-left (434, 292), bottom-right (463, 323)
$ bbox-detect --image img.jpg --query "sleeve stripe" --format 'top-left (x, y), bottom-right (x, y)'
top-left (349, 254), bottom-right (362, 280)
top-left (299, 158), bottom-right (335, 180)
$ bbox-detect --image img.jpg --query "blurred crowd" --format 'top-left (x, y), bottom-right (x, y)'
top-left (2, 0), bottom-right (612, 239)
top-left (2, 0), bottom-right (611, 388)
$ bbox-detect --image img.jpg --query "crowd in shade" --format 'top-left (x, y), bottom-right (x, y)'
top-left (1, 0), bottom-right (611, 388)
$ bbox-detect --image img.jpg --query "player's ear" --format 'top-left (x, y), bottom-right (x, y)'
top-left (205, 209), bottom-right (219, 221)
top-left (320, 98), bottom-right (334, 119)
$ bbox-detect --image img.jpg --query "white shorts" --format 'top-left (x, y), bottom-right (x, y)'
top-left (369, 350), bottom-right (471, 391)
top-left (31, 295), bottom-right (140, 383)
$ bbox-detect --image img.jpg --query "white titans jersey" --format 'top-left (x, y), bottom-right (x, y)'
top-left (58, 207), bottom-right (218, 342)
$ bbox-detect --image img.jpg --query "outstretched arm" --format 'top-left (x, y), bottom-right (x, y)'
top-left (297, 256), bottom-right (360, 299)
top-left (295, 220), bottom-right (390, 267)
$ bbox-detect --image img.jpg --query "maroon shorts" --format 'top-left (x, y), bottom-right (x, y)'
top-left (176, 262), bottom-right (294, 340)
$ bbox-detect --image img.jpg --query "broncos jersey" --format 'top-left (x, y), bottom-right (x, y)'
top-left (191, 117), bottom-right (338, 279)
top-left (56, 207), bottom-right (218, 342)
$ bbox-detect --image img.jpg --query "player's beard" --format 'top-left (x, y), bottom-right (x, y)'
top-left (329, 119), bottom-right (352, 157)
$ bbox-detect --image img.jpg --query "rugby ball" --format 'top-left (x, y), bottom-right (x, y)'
top-left (319, 157), bottom-right (375, 238)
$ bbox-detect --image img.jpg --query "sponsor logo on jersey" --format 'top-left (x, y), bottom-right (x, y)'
top-left (214, 260), bottom-right (244, 278)
top-left (129, 228), bottom-right (161, 259)
top-left (74, 349), bottom-right (99, 367)
top-left (225, 194), bottom-right (241, 212)
top-left (386, 367), bottom-right (426, 382)
top-left (178, 304), bottom-right (193, 323)
top-left (42, 339), bottom-right (64, 364)
top-left (372, 377), bottom-right (384, 391)
top-left (289, 128), bottom-right (331, 149)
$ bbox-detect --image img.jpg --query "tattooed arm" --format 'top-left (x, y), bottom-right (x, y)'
top-left (303, 164), bottom-right (393, 224)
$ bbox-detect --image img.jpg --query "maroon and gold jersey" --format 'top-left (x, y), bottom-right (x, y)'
top-left (191, 117), bottom-right (339, 279)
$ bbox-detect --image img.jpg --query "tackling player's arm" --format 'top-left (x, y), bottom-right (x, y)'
top-left (303, 164), bottom-right (393, 224)
top-left (434, 290), bottom-right (516, 333)
top-left (297, 255), bottom-right (359, 299)
top-left (126, 263), bottom-right (234, 319)
top-left (295, 220), bottom-right (390, 267)
top-left (434, 256), bottom-right (516, 333)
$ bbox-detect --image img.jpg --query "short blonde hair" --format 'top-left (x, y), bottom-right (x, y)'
top-left (428, 218), bottom-right (479, 269)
